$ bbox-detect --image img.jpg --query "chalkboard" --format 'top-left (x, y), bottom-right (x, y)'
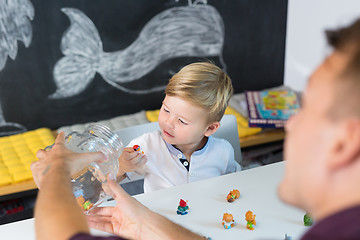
top-left (0, 0), bottom-right (287, 135)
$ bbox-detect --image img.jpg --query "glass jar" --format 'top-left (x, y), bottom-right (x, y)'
top-left (48, 123), bottom-right (123, 213)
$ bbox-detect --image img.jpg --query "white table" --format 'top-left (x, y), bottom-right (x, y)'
top-left (0, 162), bottom-right (309, 239)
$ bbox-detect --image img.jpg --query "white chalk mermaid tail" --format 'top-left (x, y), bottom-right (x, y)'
top-left (51, 4), bottom-right (225, 98)
top-left (0, 0), bottom-right (34, 70)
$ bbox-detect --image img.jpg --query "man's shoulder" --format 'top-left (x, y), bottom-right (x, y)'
top-left (301, 205), bottom-right (360, 240)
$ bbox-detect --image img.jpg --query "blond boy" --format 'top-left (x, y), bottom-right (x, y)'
top-left (117, 62), bottom-right (241, 192)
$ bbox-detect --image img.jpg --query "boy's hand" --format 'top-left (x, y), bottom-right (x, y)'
top-left (117, 147), bottom-right (147, 179)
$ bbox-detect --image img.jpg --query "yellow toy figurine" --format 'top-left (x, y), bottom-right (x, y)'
top-left (222, 211), bottom-right (235, 229)
top-left (245, 210), bottom-right (256, 230)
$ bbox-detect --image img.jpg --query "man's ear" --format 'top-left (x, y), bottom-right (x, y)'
top-left (204, 121), bottom-right (221, 137)
top-left (328, 118), bottom-right (360, 171)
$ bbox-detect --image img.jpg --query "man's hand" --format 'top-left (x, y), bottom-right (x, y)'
top-left (31, 132), bottom-right (105, 189)
top-left (86, 178), bottom-right (150, 239)
top-left (87, 178), bottom-right (205, 240)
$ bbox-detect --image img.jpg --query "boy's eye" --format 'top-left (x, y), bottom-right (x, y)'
top-left (179, 119), bottom-right (188, 125)
top-left (163, 107), bottom-right (169, 113)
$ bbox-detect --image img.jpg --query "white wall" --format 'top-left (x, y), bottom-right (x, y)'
top-left (284, 0), bottom-right (360, 91)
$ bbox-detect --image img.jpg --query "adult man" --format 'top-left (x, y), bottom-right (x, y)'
top-left (278, 18), bottom-right (360, 239)
top-left (32, 19), bottom-right (360, 240)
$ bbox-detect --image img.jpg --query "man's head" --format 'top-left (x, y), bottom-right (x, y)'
top-left (165, 62), bottom-right (234, 124)
top-left (278, 18), bottom-right (360, 221)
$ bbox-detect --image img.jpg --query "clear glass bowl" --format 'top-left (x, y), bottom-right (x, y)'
top-left (48, 124), bottom-right (123, 213)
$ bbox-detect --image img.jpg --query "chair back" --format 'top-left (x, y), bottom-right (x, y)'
top-left (213, 114), bottom-right (242, 164)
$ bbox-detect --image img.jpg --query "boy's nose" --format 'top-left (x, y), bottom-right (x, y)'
top-left (165, 117), bottom-right (175, 129)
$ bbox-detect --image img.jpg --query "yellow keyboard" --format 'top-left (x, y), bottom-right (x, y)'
top-left (0, 128), bottom-right (55, 186)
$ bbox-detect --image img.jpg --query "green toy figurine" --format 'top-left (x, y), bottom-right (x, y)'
top-left (303, 213), bottom-right (313, 226)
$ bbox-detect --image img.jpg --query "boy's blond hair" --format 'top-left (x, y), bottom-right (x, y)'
top-left (165, 62), bottom-right (234, 123)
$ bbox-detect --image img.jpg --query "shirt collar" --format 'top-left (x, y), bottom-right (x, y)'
top-left (164, 136), bottom-right (211, 159)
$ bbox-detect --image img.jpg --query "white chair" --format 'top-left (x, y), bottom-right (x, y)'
top-left (115, 114), bottom-right (242, 164)
top-left (213, 114), bottom-right (242, 165)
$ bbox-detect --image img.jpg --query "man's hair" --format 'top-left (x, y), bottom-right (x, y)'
top-left (326, 18), bottom-right (360, 73)
top-left (165, 62), bottom-right (234, 123)
top-left (326, 18), bottom-right (360, 118)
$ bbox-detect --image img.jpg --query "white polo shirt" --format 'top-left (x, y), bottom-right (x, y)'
top-left (127, 131), bottom-right (241, 192)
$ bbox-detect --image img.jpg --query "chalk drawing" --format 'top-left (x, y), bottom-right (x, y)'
top-left (0, 0), bottom-right (34, 70)
top-left (50, 1), bottom-right (226, 98)
top-left (0, 0), bottom-right (33, 135)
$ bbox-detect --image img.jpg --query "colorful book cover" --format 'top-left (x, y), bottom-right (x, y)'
top-left (245, 90), bottom-right (301, 128)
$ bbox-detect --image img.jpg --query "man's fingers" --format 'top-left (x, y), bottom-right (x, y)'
top-left (54, 131), bottom-right (66, 145)
top-left (76, 151), bottom-right (106, 165)
top-left (107, 177), bottom-right (130, 201)
top-left (87, 206), bottom-right (113, 216)
top-left (36, 149), bottom-right (46, 159)
top-left (87, 217), bottom-right (114, 234)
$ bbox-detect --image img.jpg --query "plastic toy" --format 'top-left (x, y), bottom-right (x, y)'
top-left (133, 145), bottom-right (144, 154)
top-left (303, 213), bottom-right (313, 226)
top-left (76, 195), bottom-right (94, 211)
top-left (176, 199), bottom-right (189, 215)
top-left (284, 234), bottom-right (292, 240)
top-left (222, 211), bottom-right (235, 229)
top-left (83, 200), bottom-right (94, 211)
top-left (245, 210), bottom-right (256, 230)
top-left (226, 189), bottom-right (240, 202)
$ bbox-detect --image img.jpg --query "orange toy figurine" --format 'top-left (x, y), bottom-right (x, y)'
top-left (245, 210), bottom-right (256, 230)
top-left (227, 189), bottom-right (240, 203)
top-left (222, 211), bottom-right (235, 229)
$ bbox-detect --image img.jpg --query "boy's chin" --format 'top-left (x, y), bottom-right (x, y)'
top-left (161, 132), bottom-right (176, 144)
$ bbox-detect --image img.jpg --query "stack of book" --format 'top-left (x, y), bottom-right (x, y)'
top-left (245, 90), bottom-right (301, 128)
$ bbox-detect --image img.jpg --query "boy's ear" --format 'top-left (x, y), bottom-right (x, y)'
top-left (204, 121), bottom-right (221, 137)
top-left (328, 118), bottom-right (360, 171)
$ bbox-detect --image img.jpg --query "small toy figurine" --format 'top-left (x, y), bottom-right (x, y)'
top-left (83, 200), bottom-right (94, 211)
top-left (227, 189), bottom-right (240, 203)
top-left (245, 210), bottom-right (256, 230)
top-left (76, 195), bottom-right (93, 211)
top-left (176, 199), bottom-right (189, 215)
top-left (133, 145), bottom-right (144, 154)
top-left (303, 213), bottom-right (313, 226)
top-left (222, 211), bottom-right (235, 229)
top-left (284, 234), bottom-right (292, 240)
top-left (76, 195), bottom-right (85, 208)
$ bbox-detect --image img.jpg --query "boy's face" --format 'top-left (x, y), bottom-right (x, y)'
top-left (158, 95), bottom-right (215, 150)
